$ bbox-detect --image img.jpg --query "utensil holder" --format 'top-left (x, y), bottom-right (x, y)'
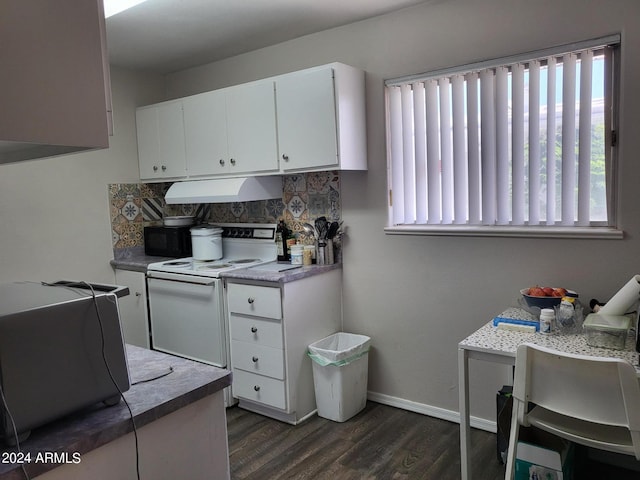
top-left (326, 239), bottom-right (334, 265)
top-left (316, 240), bottom-right (334, 265)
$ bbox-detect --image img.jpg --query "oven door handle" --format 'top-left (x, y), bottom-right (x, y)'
top-left (147, 270), bottom-right (217, 286)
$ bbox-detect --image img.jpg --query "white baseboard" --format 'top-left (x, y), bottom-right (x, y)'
top-left (366, 390), bottom-right (497, 434)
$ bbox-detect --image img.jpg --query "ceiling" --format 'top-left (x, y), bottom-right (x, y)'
top-left (105, 0), bottom-right (433, 74)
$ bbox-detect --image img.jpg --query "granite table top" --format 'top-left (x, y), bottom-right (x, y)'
top-left (459, 320), bottom-right (640, 372)
top-left (0, 345), bottom-right (231, 479)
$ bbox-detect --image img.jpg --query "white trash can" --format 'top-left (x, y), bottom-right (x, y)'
top-left (308, 332), bottom-right (371, 422)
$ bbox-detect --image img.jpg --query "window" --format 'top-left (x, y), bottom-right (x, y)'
top-left (385, 35), bottom-right (621, 238)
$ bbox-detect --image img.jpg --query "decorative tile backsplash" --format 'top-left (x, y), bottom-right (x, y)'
top-left (109, 171), bottom-right (341, 250)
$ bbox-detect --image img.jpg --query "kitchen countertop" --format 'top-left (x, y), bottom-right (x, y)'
top-left (111, 249), bottom-right (342, 283)
top-left (0, 345), bottom-right (231, 480)
top-left (110, 247), bottom-right (174, 272)
top-left (221, 262), bottom-right (341, 284)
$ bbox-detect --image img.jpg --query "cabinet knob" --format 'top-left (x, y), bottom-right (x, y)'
top-left (153, 165), bottom-right (158, 171)
top-left (282, 154), bottom-right (289, 161)
top-left (247, 297), bottom-right (255, 304)
top-left (251, 326), bottom-right (258, 333)
top-left (254, 385), bottom-right (261, 392)
top-left (252, 356), bottom-right (259, 363)
top-left (219, 159), bottom-right (225, 166)
top-left (135, 292), bottom-right (141, 297)
top-left (161, 165), bottom-right (167, 171)
top-left (230, 158), bottom-right (236, 166)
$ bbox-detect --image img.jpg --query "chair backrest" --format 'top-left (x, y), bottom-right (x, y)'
top-left (513, 343), bottom-right (640, 431)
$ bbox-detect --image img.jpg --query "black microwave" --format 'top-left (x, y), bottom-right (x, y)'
top-left (144, 226), bottom-right (192, 257)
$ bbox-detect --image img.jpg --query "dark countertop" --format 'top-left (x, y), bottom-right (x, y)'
top-left (0, 345), bottom-right (231, 480)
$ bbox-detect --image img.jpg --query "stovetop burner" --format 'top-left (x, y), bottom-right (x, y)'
top-left (196, 263), bottom-right (232, 270)
top-left (147, 223), bottom-right (278, 278)
top-left (164, 260), bottom-right (191, 266)
top-left (228, 258), bottom-right (261, 264)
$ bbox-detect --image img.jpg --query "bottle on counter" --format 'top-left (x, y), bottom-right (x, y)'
top-left (539, 308), bottom-right (554, 334)
top-left (276, 220), bottom-right (289, 262)
top-left (290, 244), bottom-right (304, 265)
top-left (285, 228), bottom-right (296, 260)
top-left (303, 245), bottom-right (314, 265)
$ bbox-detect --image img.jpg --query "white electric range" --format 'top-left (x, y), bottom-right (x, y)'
top-left (146, 223), bottom-right (277, 406)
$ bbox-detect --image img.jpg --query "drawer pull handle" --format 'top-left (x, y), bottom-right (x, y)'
top-left (251, 326), bottom-right (258, 333)
top-left (247, 297), bottom-right (255, 304)
top-left (254, 385), bottom-right (260, 392)
top-left (252, 356), bottom-right (259, 363)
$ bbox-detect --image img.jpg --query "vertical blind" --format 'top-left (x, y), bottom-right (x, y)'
top-left (386, 36), bottom-right (618, 229)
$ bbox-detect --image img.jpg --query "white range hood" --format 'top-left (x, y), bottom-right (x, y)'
top-left (164, 176), bottom-right (283, 204)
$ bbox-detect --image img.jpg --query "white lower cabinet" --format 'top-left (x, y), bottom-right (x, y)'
top-left (114, 269), bottom-right (150, 348)
top-left (226, 269), bottom-right (342, 424)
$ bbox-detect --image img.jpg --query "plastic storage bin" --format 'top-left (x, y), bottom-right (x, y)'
top-left (308, 332), bottom-right (371, 422)
top-left (583, 313), bottom-right (631, 350)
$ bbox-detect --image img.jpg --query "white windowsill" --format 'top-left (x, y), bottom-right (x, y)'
top-left (384, 225), bottom-right (624, 239)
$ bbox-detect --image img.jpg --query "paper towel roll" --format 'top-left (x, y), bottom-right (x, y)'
top-left (598, 275), bottom-right (640, 315)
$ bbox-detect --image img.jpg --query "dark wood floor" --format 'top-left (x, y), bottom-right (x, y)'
top-left (226, 402), bottom-right (640, 480)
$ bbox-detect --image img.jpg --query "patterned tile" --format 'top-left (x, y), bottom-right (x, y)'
top-left (108, 171), bottom-right (342, 251)
top-left (287, 195), bottom-right (305, 218)
top-left (142, 198), bottom-right (164, 222)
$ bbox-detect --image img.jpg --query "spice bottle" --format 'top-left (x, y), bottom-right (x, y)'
top-left (290, 244), bottom-right (304, 265)
top-left (276, 220), bottom-right (289, 261)
top-left (539, 308), bottom-right (554, 334)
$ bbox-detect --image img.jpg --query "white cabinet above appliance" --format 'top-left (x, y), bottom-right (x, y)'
top-left (275, 63), bottom-right (367, 173)
top-left (136, 100), bottom-right (187, 181)
top-left (183, 80), bottom-right (279, 177)
top-left (135, 62), bottom-right (367, 182)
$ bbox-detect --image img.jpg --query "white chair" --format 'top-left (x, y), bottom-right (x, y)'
top-left (504, 343), bottom-right (640, 479)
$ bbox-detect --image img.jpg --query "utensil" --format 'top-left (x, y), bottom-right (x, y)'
top-left (315, 217), bottom-right (328, 240)
top-left (327, 222), bottom-right (339, 239)
top-left (302, 223), bottom-right (316, 237)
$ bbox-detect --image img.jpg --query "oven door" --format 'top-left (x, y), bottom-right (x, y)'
top-left (147, 271), bottom-right (226, 368)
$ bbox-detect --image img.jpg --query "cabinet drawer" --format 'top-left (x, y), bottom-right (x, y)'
top-left (227, 283), bottom-right (281, 319)
top-left (233, 370), bottom-right (286, 410)
top-left (229, 315), bottom-right (283, 349)
top-left (231, 340), bottom-right (284, 380)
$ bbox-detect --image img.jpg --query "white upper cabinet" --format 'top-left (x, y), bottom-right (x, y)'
top-left (275, 63), bottom-right (367, 172)
top-left (226, 81), bottom-right (279, 175)
top-left (135, 63), bottom-right (366, 182)
top-left (182, 80), bottom-right (278, 177)
top-left (183, 89), bottom-right (228, 176)
top-left (136, 100), bottom-right (187, 180)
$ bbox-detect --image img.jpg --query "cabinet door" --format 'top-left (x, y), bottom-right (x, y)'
top-left (226, 81), bottom-right (279, 174)
top-left (114, 269), bottom-right (150, 348)
top-left (183, 90), bottom-right (229, 176)
top-left (136, 101), bottom-right (187, 180)
top-left (276, 67), bottom-right (339, 171)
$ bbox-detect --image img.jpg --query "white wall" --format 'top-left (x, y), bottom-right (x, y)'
top-left (165, 0), bottom-right (640, 424)
top-left (0, 67), bottom-right (164, 284)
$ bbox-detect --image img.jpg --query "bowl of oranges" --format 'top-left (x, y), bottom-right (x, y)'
top-left (520, 286), bottom-right (578, 309)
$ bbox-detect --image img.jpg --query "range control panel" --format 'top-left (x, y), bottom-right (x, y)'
top-left (214, 224), bottom-right (277, 241)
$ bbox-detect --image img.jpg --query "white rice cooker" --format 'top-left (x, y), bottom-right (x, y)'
top-left (190, 225), bottom-right (223, 260)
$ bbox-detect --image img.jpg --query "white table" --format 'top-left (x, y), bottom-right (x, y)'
top-left (458, 321), bottom-right (640, 480)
